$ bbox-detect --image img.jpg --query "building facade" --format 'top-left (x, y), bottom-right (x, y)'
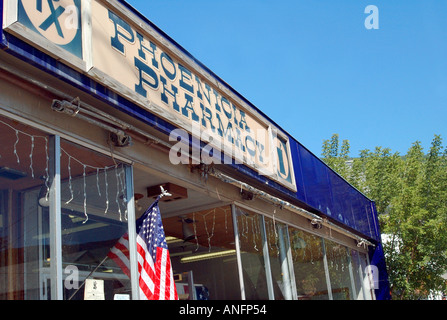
top-left (0, 0), bottom-right (390, 300)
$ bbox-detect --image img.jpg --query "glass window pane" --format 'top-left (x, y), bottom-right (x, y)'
top-left (235, 207), bottom-right (269, 300)
top-left (351, 249), bottom-right (365, 300)
top-left (264, 217), bottom-right (294, 300)
top-left (60, 140), bottom-right (132, 300)
top-left (289, 228), bottom-right (329, 300)
top-left (325, 239), bottom-right (353, 300)
top-left (0, 116), bottom-right (52, 299)
top-left (164, 206), bottom-right (241, 300)
top-left (359, 252), bottom-right (374, 300)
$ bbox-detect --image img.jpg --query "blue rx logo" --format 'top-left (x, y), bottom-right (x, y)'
top-left (19, 0), bottom-right (80, 46)
top-left (37, 0), bottom-right (69, 38)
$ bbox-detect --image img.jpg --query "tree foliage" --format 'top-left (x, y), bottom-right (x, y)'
top-left (321, 134), bottom-right (447, 299)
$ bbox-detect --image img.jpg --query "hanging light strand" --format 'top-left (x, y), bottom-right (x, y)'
top-left (0, 119), bottom-right (49, 176)
top-left (212, 170), bottom-right (376, 248)
top-left (202, 209), bottom-right (216, 253)
top-left (83, 165), bottom-right (88, 223)
top-left (14, 129), bottom-right (20, 164)
top-left (192, 212), bottom-right (199, 252)
top-left (60, 147), bottom-right (126, 222)
top-left (66, 155), bottom-right (74, 204)
top-left (0, 120), bottom-right (127, 224)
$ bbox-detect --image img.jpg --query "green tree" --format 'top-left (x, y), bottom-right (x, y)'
top-left (351, 146), bottom-right (402, 217)
top-left (321, 134), bottom-right (447, 299)
top-left (321, 134), bottom-right (351, 180)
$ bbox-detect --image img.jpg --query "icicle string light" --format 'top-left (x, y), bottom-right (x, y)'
top-left (0, 120), bottom-right (52, 202)
top-left (0, 119), bottom-right (48, 172)
top-left (119, 165), bottom-right (127, 221)
top-left (212, 171), bottom-right (375, 248)
top-left (96, 168), bottom-right (102, 197)
top-left (266, 220), bottom-right (275, 252)
top-left (104, 167), bottom-right (110, 214)
top-left (121, 166), bottom-right (128, 221)
top-left (14, 129), bottom-right (20, 164)
top-left (66, 156), bottom-right (74, 204)
top-left (192, 212), bottom-right (199, 252)
top-left (239, 215), bottom-right (248, 239)
top-left (224, 207), bottom-right (230, 234)
top-left (0, 120), bottom-right (128, 225)
top-left (83, 165), bottom-right (88, 224)
top-left (252, 217), bottom-right (259, 251)
top-left (29, 136), bottom-right (35, 178)
top-left (61, 147), bottom-right (127, 222)
top-left (43, 137), bottom-right (50, 202)
top-left (115, 165), bottom-right (123, 222)
top-left (115, 166), bottom-right (121, 221)
top-left (202, 209), bottom-right (216, 253)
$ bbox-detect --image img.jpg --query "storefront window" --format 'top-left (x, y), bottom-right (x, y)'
top-left (351, 249), bottom-right (367, 300)
top-left (0, 115), bottom-right (51, 299)
top-left (0, 113), bottom-right (374, 301)
top-left (235, 207), bottom-right (270, 300)
top-left (264, 217), bottom-right (294, 300)
top-left (359, 252), bottom-right (374, 300)
top-left (289, 228), bottom-right (329, 300)
top-left (324, 239), bottom-right (353, 300)
top-left (60, 139), bottom-right (132, 300)
top-left (164, 206), bottom-right (241, 300)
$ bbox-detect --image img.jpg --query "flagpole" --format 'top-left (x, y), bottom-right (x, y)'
top-left (68, 255), bottom-right (109, 300)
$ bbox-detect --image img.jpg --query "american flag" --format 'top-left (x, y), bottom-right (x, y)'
top-left (108, 197), bottom-right (178, 300)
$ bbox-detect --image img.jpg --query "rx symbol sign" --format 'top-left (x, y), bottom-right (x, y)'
top-left (36, 0), bottom-right (68, 38)
top-left (19, 0), bottom-right (82, 56)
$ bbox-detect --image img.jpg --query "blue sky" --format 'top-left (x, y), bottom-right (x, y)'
top-left (126, 0), bottom-right (447, 158)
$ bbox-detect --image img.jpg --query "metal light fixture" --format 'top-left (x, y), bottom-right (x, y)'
top-left (240, 189), bottom-right (254, 201)
top-left (180, 250), bottom-right (237, 264)
top-left (311, 218), bottom-right (323, 229)
top-left (109, 132), bottom-right (132, 147)
top-left (181, 217), bottom-right (195, 242)
top-left (38, 185), bottom-right (49, 207)
top-left (51, 98), bottom-right (132, 147)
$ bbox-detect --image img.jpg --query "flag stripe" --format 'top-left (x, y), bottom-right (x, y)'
top-left (137, 235), bottom-right (155, 300)
top-left (107, 234), bottom-right (131, 277)
top-left (108, 249), bottom-right (130, 277)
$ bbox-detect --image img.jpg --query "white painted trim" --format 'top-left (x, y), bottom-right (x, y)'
top-left (2, 0), bottom-right (18, 29)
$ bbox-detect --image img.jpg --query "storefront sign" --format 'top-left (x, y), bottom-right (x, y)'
top-left (2, 0), bottom-right (296, 191)
top-left (18, 0), bottom-right (82, 57)
top-left (3, 0), bottom-right (87, 69)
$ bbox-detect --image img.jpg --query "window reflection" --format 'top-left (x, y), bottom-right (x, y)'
top-left (164, 206), bottom-right (241, 300)
top-left (351, 249), bottom-right (366, 300)
top-left (324, 239), bottom-right (353, 300)
top-left (0, 114), bottom-right (376, 300)
top-left (60, 140), bottom-right (131, 300)
top-left (289, 228), bottom-right (329, 300)
top-left (235, 207), bottom-right (269, 300)
top-left (359, 252), bottom-right (374, 299)
top-left (0, 116), bottom-right (51, 299)
top-left (264, 217), bottom-right (294, 300)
